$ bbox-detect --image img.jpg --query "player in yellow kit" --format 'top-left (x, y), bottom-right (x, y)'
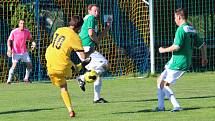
top-left (45, 15), bottom-right (90, 118)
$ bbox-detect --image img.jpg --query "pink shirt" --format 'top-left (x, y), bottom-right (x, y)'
top-left (9, 28), bottom-right (31, 54)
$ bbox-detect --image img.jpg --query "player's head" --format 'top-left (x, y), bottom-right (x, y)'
top-left (18, 19), bottom-right (25, 30)
top-left (174, 8), bottom-right (188, 26)
top-left (69, 15), bottom-right (84, 33)
top-left (88, 4), bottom-right (100, 18)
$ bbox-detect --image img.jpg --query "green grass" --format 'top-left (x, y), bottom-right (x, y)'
top-left (0, 72), bottom-right (215, 121)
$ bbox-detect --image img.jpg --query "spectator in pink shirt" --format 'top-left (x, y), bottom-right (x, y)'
top-left (6, 19), bottom-right (36, 84)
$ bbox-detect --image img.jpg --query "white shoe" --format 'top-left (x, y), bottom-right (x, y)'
top-left (170, 107), bottom-right (183, 112)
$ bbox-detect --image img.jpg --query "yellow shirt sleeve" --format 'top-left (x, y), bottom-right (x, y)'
top-left (69, 33), bottom-right (84, 51)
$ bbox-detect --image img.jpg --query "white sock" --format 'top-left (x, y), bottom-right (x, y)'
top-left (94, 76), bottom-right (102, 101)
top-left (80, 75), bottom-right (85, 81)
top-left (24, 68), bottom-right (32, 80)
top-left (163, 86), bottom-right (180, 108)
top-left (7, 68), bottom-right (15, 83)
top-left (157, 88), bottom-right (165, 109)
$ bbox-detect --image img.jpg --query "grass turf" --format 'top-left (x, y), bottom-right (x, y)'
top-left (0, 72), bottom-right (215, 121)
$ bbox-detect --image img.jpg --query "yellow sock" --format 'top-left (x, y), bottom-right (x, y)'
top-left (61, 91), bottom-right (73, 112)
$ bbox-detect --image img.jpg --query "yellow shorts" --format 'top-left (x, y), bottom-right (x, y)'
top-left (47, 67), bottom-right (72, 87)
top-left (49, 74), bottom-right (66, 87)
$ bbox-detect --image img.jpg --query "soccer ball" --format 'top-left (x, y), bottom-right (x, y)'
top-left (84, 70), bottom-right (98, 83)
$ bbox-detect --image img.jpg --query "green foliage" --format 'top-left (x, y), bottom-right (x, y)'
top-left (0, 72), bottom-right (215, 121)
top-left (188, 14), bottom-right (215, 38)
top-left (10, 3), bottom-right (34, 31)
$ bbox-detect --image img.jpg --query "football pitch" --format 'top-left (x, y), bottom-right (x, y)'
top-left (0, 72), bottom-right (215, 121)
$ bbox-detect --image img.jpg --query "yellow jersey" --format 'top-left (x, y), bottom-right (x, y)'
top-left (45, 27), bottom-right (84, 74)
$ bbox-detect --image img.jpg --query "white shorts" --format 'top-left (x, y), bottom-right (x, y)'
top-left (12, 52), bottom-right (31, 63)
top-left (161, 68), bottom-right (185, 84)
top-left (85, 51), bottom-right (108, 73)
top-left (83, 46), bottom-right (93, 53)
top-left (76, 46), bottom-right (108, 74)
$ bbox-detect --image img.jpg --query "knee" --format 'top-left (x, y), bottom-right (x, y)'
top-left (102, 63), bottom-right (109, 71)
top-left (27, 63), bottom-right (33, 69)
top-left (164, 82), bottom-right (170, 86)
top-left (11, 63), bottom-right (17, 69)
top-left (94, 64), bottom-right (108, 75)
top-left (94, 76), bottom-right (102, 85)
top-left (157, 76), bottom-right (164, 89)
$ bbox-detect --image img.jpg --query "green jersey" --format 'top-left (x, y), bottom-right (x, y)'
top-left (79, 14), bottom-right (98, 47)
top-left (166, 22), bottom-right (204, 71)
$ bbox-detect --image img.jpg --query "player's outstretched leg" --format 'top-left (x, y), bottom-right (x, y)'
top-left (60, 83), bottom-right (75, 118)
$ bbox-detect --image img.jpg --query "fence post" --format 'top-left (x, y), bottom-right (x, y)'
top-left (35, 0), bottom-right (41, 80)
top-left (149, 0), bottom-right (155, 75)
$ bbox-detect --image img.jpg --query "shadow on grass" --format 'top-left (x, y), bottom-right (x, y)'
top-left (111, 99), bottom-right (157, 103)
top-left (178, 95), bottom-right (215, 100)
top-left (0, 107), bottom-right (63, 115)
top-left (111, 95), bottom-right (215, 103)
top-left (111, 106), bottom-right (215, 114)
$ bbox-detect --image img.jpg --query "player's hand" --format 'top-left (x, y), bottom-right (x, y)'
top-left (7, 50), bottom-right (12, 57)
top-left (31, 41), bottom-right (36, 51)
top-left (106, 16), bottom-right (112, 28)
top-left (201, 58), bottom-right (208, 67)
top-left (159, 47), bottom-right (165, 53)
top-left (72, 58), bottom-right (91, 73)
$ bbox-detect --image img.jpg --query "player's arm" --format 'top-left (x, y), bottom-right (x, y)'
top-left (159, 28), bottom-right (183, 53)
top-left (159, 45), bottom-right (180, 53)
top-left (77, 51), bottom-right (91, 66)
top-left (97, 26), bottom-right (110, 41)
top-left (77, 50), bottom-right (86, 61)
top-left (29, 34), bottom-right (36, 51)
top-left (7, 37), bottom-right (13, 57)
top-left (30, 39), bottom-right (36, 51)
top-left (72, 35), bottom-right (91, 69)
top-left (200, 43), bottom-right (207, 66)
top-left (87, 16), bottom-right (99, 45)
top-left (98, 17), bottom-right (112, 40)
top-left (26, 30), bottom-right (36, 51)
top-left (196, 35), bottom-right (207, 66)
top-left (74, 51), bottom-right (91, 73)
top-left (7, 30), bottom-right (15, 57)
top-left (88, 29), bottom-right (99, 45)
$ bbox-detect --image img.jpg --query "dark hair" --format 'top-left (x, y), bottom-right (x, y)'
top-left (88, 4), bottom-right (99, 11)
top-left (69, 15), bottom-right (83, 28)
top-left (175, 8), bottom-right (188, 20)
